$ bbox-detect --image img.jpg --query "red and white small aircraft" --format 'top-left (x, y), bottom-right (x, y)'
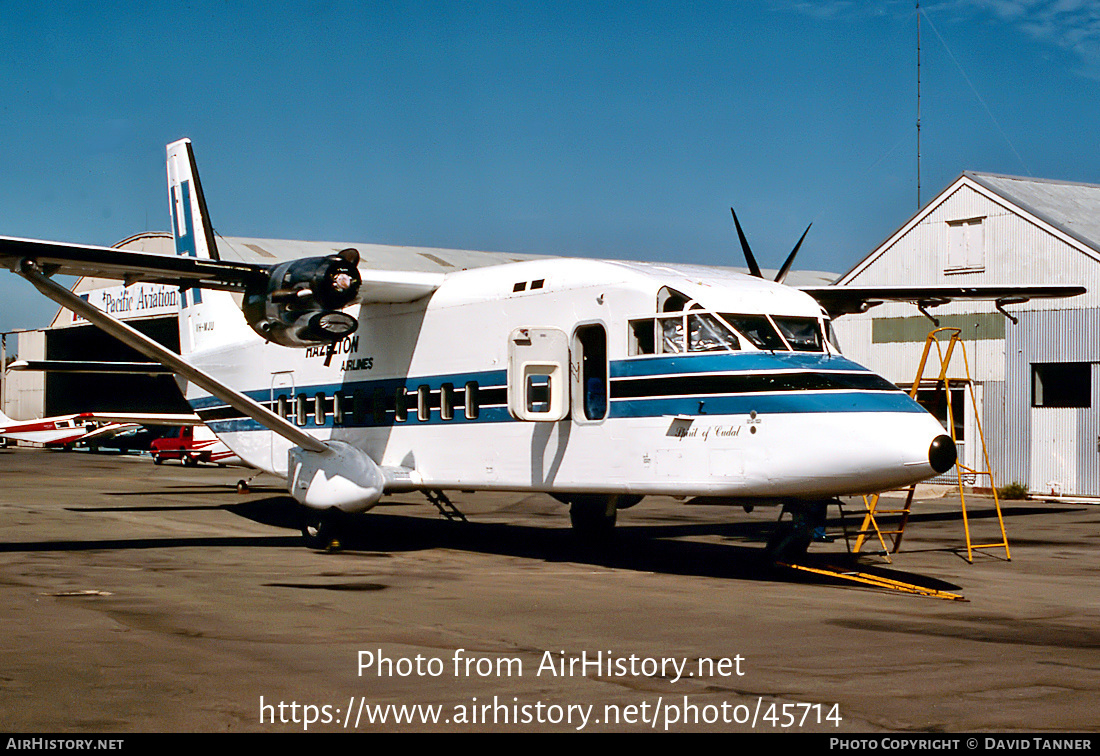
top-left (0, 409), bottom-right (198, 447)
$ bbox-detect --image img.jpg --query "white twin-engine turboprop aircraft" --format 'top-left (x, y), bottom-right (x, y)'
top-left (0, 140), bottom-right (1084, 554)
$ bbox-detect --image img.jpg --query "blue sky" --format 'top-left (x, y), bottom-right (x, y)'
top-left (2, 0), bottom-right (1099, 333)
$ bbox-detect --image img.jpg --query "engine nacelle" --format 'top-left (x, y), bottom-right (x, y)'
top-left (242, 247), bottom-right (362, 347)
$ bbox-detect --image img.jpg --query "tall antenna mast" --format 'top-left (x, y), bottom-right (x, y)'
top-left (916, 0), bottom-right (922, 209)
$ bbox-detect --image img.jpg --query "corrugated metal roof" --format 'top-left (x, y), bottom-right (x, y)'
top-left (965, 172), bottom-right (1100, 255)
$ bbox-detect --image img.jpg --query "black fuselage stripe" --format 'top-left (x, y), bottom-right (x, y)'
top-left (609, 371), bottom-right (900, 399)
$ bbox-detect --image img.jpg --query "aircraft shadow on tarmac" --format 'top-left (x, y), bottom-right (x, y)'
top-left (7, 492), bottom-right (1082, 594)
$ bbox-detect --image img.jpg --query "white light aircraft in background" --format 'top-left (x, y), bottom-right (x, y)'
top-left (0, 407), bottom-right (198, 448)
top-left (0, 140), bottom-right (1084, 554)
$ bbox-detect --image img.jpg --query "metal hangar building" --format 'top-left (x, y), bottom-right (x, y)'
top-left (832, 172), bottom-right (1100, 498)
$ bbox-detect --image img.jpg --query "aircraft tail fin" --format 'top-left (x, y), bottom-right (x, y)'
top-left (166, 139), bottom-right (219, 262)
top-left (165, 139), bottom-right (251, 354)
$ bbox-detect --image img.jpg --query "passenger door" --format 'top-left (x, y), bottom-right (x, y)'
top-left (507, 327), bottom-right (570, 422)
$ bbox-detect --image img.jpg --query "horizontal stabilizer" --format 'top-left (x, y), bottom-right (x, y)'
top-left (8, 360), bottom-right (173, 375)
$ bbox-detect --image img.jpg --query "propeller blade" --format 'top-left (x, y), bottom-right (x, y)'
top-left (730, 208), bottom-right (763, 279)
top-left (774, 222), bottom-right (812, 284)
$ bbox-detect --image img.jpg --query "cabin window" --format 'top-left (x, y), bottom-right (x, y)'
top-left (772, 316), bottom-right (824, 352)
top-left (371, 387), bottom-right (387, 424)
top-left (295, 394), bottom-right (308, 426)
top-left (333, 392), bottom-right (345, 425)
top-left (314, 392), bottom-right (327, 425)
top-left (417, 385), bottom-right (431, 421)
top-left (688, 313), bottom-right (740, 352)
top-left (628, 319), bottom-right (656, 355)
top-left (513, 282), bottom-right (526, 292)
top-left (465, 381), bottom-right (480, 419)
top-left (394, 388), bottom-right (408, 422)
top-left (440, 383), bottom-right (454, 421)
top-left (576, 323), bottom-right (608, 420)
top-left (277, 395), bottom-right (289, 420)
top-left (1032, 363), bottom-right (1091, 408)
top-left (353, 389), bottom-right (366, 425)
top-left (531, 279), bottom-right (545, 290)
top-left (525, 374), bottom-right (552, 413)
top-left (721, 314), bottom-right (788, 351)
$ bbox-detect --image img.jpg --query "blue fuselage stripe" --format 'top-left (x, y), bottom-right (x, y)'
top-left (192, 354), bottom-right (926, 434)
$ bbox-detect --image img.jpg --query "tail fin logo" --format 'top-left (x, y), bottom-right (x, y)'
top-left (170, 180), bottom-right (198, 258)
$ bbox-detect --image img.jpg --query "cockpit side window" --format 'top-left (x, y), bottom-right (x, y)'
top-left (772, 316), bottom-right (824, 352)
top-left (720, 314), bottom-right (787, 351)
top-left (658, 315), bottom-right (685, 353)
top-left (628, 318), bottom-right (656, 355)
top-left (688, 313), bottom-right (740, 352)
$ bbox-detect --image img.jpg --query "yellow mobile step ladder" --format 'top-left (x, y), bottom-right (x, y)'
top-left (851, 327), bottom-right (1011, 563)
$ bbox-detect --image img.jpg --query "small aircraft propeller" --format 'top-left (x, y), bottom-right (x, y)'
top-left (730, 207), bottom-right (812, 284)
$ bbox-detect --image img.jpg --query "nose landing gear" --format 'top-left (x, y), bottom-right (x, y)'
top-left (765, 499), bottom-right (835, 560)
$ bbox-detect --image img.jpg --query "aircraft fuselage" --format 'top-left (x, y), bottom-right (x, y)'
top-left (185, 256), bottom-right (953, 506)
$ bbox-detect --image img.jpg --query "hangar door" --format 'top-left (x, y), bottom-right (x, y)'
top-left (1028, 362), bottom-right (1099, 497)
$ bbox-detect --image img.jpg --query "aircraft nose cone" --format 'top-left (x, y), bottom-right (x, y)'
top-left (929, 435), bottom-right (957, 474)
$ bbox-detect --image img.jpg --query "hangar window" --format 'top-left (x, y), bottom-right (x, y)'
top-left (946, 218), bottom-right (985, 272)
top-left (913, 385), bottom-right (965, 440)
top-left (1032, 363), bottom-right (1091, 408)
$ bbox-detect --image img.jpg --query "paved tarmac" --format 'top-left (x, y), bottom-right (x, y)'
top-left (0, 446), bottom-right (1097, 733)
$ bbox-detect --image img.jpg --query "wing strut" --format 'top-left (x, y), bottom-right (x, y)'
top-left (14, 259), bottom-right (328, 454)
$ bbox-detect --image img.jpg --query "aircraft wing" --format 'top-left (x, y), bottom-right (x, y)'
top-left (0, 235), bottom-right (263, 291)
top-left (76, 422), bottom-right (145, 442)
top-left (0, 236), bottom-right (443, 304)
top-left (76, 412), bottom-right (203, 426)
top-left (802, 284), bottom-right (1087, 317)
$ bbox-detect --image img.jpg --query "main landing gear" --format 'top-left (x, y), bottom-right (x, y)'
top-left (301, 508), bottom-right (346, 551)
top-left (554, 494), bottom-right (643, 541)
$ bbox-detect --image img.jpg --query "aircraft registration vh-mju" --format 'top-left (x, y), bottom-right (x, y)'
top-left (0, 140), bottom-right (1085, 555)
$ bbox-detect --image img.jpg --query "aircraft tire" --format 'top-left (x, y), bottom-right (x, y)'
top-left (301, 509), bottom-right (344, 551)
top-left (568, 496), bottom-right (617, 541)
